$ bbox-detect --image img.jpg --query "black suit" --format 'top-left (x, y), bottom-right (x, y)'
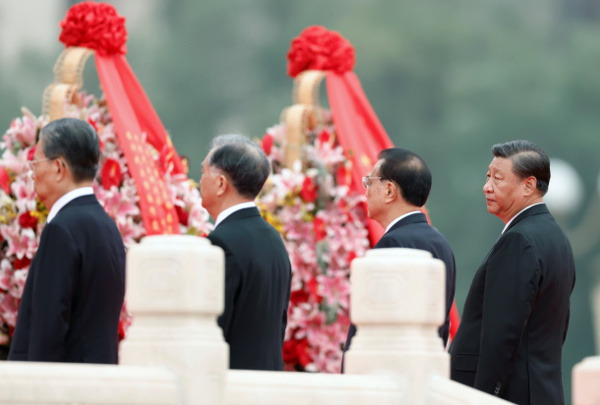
top-left (207, 207), bottom-right (291, 371)
top-left (8, 194), bottom-right (125, 363)
top-left (344, 212), bottom-right (457, 353)
top-left (449, 204), bottom-right (576, 405)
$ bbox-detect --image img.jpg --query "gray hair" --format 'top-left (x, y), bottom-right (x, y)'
top-left (38, 118), bottom-right (100, 182)
top-left (208, 134), bottom-right (270, 199)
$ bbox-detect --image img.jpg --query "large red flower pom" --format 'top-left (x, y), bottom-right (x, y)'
top-left (59, 1), bottom-right (127, 56)
top-left (287, 26), bottom-right (355, 78)
top-left (101, 158), bottom-right (123, 189)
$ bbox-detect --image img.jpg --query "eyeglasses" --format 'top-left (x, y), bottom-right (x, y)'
top-left (27, 157), bottom-right (54, 170)
top-left (362, 176), bottom-right (388, 189)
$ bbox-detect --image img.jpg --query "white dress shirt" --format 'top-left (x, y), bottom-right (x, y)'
top-left (214, 201), bottom-right (256, 228)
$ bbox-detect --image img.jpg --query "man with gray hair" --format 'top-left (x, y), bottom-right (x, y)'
top-left (450, 140), bottom-right (576, 405)
top-left (8, 118), bottom-right (125, 364)
top-left (200, 134), bottom-right (291, 371)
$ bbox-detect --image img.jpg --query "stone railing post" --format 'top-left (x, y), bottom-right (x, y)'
top-left (573, 357), bottom-right (600, 405)
top-left (120, 235), bottom-right (228, 405)
top-left (344, 248), bottom-right (448, 404)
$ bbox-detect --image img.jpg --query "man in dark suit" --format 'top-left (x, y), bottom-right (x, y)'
top-left (200, 134), bottom-right (291, 371)
top-left (8, 118), bottom-right (125, 364)
top-left (344, 148), bottom-right (456, 356)
top-left (449, 140), bottom-right (576, 405)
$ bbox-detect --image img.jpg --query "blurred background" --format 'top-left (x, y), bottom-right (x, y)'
top-left (1, 0), bottom-right (599, 402)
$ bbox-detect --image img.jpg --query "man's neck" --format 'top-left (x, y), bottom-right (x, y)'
top-left (211, 196), bottom-right (254, 221)
top-left (377, 204), bottom-right (421, 230)
top-left (500, 195), bottom-right (544, 224)
top-left (214, 201), bottom-right (256, 227)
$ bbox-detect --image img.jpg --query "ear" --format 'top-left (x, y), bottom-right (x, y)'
top-left (384, 180), bottom-right (397, 203)
top-left (215, 174), bottom-right (228, 196)
top-left (522, 176), bottom-right (537, 196)
top-left (53, 158), bottom-right (68, 182)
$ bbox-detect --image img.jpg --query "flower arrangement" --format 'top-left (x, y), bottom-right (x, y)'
top-left (0, 92), bottom-right (212, 356)
top-left (258, 113), bottom-right (370, 373)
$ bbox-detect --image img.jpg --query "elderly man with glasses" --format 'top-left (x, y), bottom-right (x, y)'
top-left (8, 118), bottom-right (125, 364)
top-left (343, 148), bottom-right (456, 367)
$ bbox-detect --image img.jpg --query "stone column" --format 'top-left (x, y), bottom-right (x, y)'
top-left (344, 248), bottom-right (448, 404)
top-left (573, 357), bottom-right (600, 405)
top-left (120, 235), bottom-right (228, 405)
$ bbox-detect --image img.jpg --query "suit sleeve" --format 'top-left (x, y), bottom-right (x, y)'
top-left (474, 232), bottom-right (541, 395)
top-left (281, 265), bottom-right (291, 342)
top-left (28, 222), bottom-right (79, 361)
top-left (207, 234), bottom-right (242, 339)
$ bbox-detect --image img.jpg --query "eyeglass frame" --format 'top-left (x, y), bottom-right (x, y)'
top-left (27, 157), bottom-right (56, 170)
top-left (361, 176), bottom-right (388, 189)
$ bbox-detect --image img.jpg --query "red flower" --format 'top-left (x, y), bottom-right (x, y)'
top-left (27, 146), bottom-right (36, 162)
top-left (306, 277), bottom-right (323, 304)
top-left (347, 251), bottom-right (357, 264)
top-left (283, 338), bottom-right (312, 368)
top-left (18, 212), bottom-right (38, 229)
top-left (287, 26), bottom-right (355, 78)
top-left (101, 158), bottom-right (123, 189)
top-left (317, 129), bottom-right (331, 145)
top-left (174, 205), bottom-right (189, 226)
top-left (289, 289), bottom-right (309, 306)
top-left (13, 256), bottom-right (31, 270)
top-left (336, 164), bottom-right (351, 187)
top-left (59, 1), bottom-right (128, 56)
top-left (300, 176), bottom-right (318, 203)
top-left (296, 338), bottom-right (312, 367)
top-left (0, 167), bottom-right (10, 194)
top-left (261, 133), bottom-right (274, 156)
top-left (313, 216), bottom-right (327, 241)
top-left (282, 339), bottom-right (297, 363)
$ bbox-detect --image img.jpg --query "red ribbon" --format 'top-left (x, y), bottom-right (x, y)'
top-left (59, 2), bottom-right (183, 235)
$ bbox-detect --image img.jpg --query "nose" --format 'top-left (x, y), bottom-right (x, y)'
top-left (483, 178), bottom-right (493, 193)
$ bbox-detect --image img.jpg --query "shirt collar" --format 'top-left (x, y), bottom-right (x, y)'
top-left (385, 210), bottom-right (422, 233)
top-left (47, 187), bottom-right (95, 223)
top-left (501, 202), bottom-right (544, 234)
top-left (214, 201), bottom-right (256, 227)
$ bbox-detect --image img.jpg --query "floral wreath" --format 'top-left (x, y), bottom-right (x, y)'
top-left (0, 94), bottom-right (212, 355)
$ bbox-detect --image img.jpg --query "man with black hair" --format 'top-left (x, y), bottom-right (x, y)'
top-left (8, 118), bottom-right (125, 364)
top-left (200, 134), bottom-right (291, 371)
top-left (344, 148), bottom-right (456, 356)
top-left (450, 140), bottom-right (576, 405)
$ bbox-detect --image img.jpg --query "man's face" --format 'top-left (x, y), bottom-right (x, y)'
top-left (483, 157), bottom-right (527, 223)
top-left (365, 160), bottom-right (388, 221)
top-left (29, 140), bottom-right (56, 208)
top-left (199, 152), bottom-right (222, 219)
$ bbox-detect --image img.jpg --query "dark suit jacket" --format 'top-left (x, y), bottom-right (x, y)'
top-left (8, 194), bottom-right (125, 364)
top-left (344, 212), bottom-right (457, 353)
top-left (207, 207), bottom-right (291, 371)
top-left (449, 204), bottom-right (576, 405)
